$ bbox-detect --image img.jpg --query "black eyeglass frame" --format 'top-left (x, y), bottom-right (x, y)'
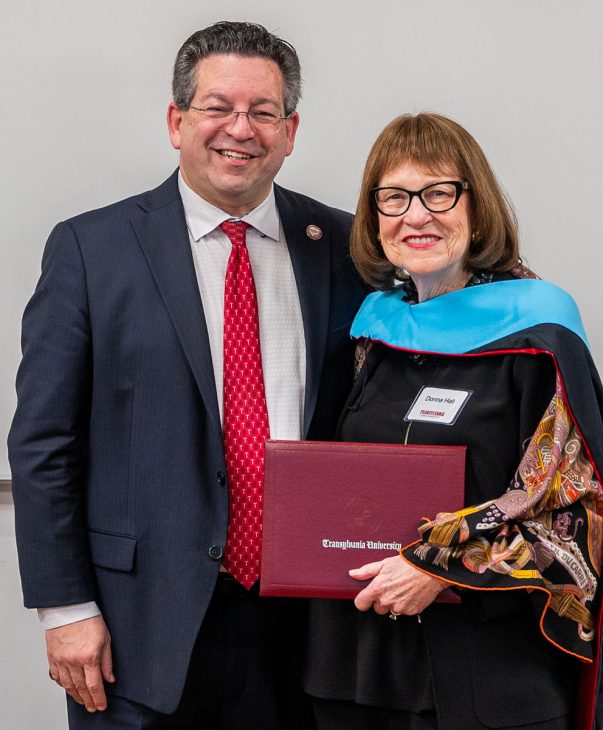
top-left (371, 180), bottom-right (470, 216)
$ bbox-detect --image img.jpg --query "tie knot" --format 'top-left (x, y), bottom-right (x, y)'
top-left (220, 220), bottom-right (250, 247)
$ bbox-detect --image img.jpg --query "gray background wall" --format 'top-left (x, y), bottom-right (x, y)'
top-left (1, 1), bottom-right (601, 727)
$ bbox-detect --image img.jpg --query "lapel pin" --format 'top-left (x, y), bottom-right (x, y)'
top-left (306, 224), bottom-right (323, 240)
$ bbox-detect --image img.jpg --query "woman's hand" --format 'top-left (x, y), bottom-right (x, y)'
top-left (350, 555), bottom-right (448, 616)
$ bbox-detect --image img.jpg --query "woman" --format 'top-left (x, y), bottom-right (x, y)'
top-left (304, 113), bottom-right (603, 730)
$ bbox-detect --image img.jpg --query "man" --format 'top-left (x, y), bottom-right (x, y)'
top-left (9, 22), bottom-right (368, 729)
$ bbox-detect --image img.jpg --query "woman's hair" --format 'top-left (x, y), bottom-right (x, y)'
top-left (351, 112), bottom-right (520, 289)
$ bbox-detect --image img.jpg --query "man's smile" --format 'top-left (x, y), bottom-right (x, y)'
top-left (217, 149), bottom-right (254, 160)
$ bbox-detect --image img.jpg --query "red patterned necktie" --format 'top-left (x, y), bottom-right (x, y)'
top-left (220, 220), bottom-right (270, 589)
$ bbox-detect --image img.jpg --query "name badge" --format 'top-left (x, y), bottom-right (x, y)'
top-left (404, 386), bottom-right (472, 426)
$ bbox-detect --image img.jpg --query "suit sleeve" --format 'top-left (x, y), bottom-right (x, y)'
top-left (8, 221), bottom-right (96, 608)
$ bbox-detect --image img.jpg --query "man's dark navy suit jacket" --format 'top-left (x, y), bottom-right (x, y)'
top-left (8, 171), bottom-right (368, 712)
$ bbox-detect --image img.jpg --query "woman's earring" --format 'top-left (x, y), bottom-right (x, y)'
top-left (377, 233), bottom-right (381, 242)
top-left (471, 230), bottom-right (480, 242)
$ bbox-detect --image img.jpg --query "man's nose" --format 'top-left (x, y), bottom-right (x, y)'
top-left (224, 111), bottom-right (256, 139)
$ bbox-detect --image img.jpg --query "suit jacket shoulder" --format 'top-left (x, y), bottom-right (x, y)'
top-left (274, 184), bottom-right (352, 224)
top-left (59, 170), bottom-right (181, 235)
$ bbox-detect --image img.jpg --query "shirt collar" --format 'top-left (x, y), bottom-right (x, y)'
top-left (178, 171), bottom-right (281, 242)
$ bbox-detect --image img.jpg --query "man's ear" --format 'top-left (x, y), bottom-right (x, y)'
top-left (167, 102), bottom-right (184, 150)
top-left (284, 111), bottom-right (300, 157)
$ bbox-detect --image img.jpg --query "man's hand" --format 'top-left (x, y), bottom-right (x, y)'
top-left (46, 615), bottom-right (115, 712)
top-left (350, 555), bottom-right (447, 616)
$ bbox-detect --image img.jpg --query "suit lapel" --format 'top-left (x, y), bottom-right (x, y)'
top-left (129, 177), bottom-right (332, 439)
top-left (130, 173), bottom-right (222, 435)
top-left (275, 186), bottom-right (331, 436)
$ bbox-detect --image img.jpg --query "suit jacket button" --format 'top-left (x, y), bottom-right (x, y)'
top-left (217, 471), bottom-right (226, 486)
top-left (209, 545), bottom-right (223, 560)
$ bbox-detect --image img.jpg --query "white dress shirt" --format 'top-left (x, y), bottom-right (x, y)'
top-left (39, 174), bottom-right (306, 630)
top-left (180, 173), bottom-right (306, 434)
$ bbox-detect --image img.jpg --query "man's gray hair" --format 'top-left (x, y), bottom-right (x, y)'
top-left (172, 21), bottom-right (302, 116)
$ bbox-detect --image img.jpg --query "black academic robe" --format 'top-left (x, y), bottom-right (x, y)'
top-left (306, 275), bottom-right (603, 730)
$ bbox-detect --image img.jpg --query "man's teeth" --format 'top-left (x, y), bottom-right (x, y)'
top-left (219, 150), bottom-right (251, 159)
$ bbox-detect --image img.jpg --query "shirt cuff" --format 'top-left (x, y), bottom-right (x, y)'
top-left (38, 602), bottom-right (101, 630)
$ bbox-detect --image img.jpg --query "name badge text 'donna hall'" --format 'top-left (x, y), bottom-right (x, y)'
top-left (404, 386), bottom-right (472, 426)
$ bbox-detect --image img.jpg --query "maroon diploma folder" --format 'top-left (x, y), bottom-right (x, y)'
top-left (260, 440), bottom-right (466, 599)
